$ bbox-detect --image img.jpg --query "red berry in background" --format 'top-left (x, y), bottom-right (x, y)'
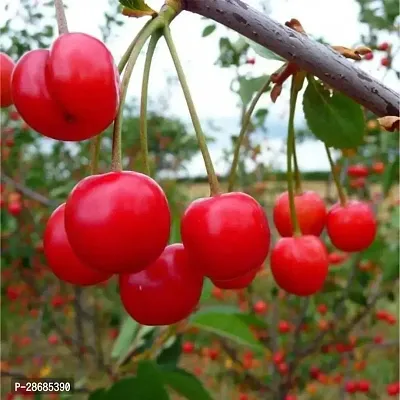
top-left (349, 177), bottom-right (366, 189)
top-left (278, 320), bottom-right (291, 334)
top-left (48, 334), bottom-right (59, 345)
top-left (273, 351), bottom-right (285, 365)
top-left (44, 204), bottom-right (112, 286)
top-left (358, 379), bottom-right (370, 392)
top-left (278, 362), bottom-right (288, 375)
top-left (9, 110), bottom-right (20, 120)
top-left (119, 244), bottom-right (203, 326)
top-left (381, 57), bottom-right (390, 67)
top-left (181, 192), bottom-right (270, 281)
top-left (271, 236), bottom-right (328, 296)
top-left (212, 268), bottom-right (258, 290)
top-left (373, 334), bottom-right (383, 344)
top-left (11, 33), bottom-right (119, 141)
top-left (309, 366), bottom-right (320, 379)
top-left (364, 52), bottom-right (373, 60)
top-left (182, 341), bottom-right (195, 354)
top-left (65, 171), bottom-right (170, 274)
top-left (347, 164), bottom-right (369, 178)
top-left (0, 53), bottom-right (15, 108)
top-left (371, 161), bottom-right (385, 174)
top-left (212, 286), bottom-right (224, 300)
top-left (327, 201), bottom-right (376, 252)
top-left (208, 348), bottom-right (219, 360)
top-left (8, 201), bottom-right (22, 216)
top-left (387, 382), bottom-right (400, 396)
top-left (239, 394), bottom-right (249, 400)
top-left (378, 42), bottom-right (389, 51)
top-left (253, 300), bottom-right (268, 314)
top-left (246, 57), bottom-right (256, 65)
top-left (273, 191), bottom-right (327, 237)
top-left (345, 381), bottom-right (357, 393)
top-left (317, 304), bottom-right (328, 315)
top-left (51, 294), bottom-right (65, 308)
top-left (328, 251), bottom-right (348, 265)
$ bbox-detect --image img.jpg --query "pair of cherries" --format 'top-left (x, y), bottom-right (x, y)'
top-left (44, 171), bottom-right (271, 325)
top-left (7, 33), bottom-right (119, 141)
top-left (271, 191), bottom-right (377, 296)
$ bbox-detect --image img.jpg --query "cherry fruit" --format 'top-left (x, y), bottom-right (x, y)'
top-left (119, 244), bottom-right (203, 326)
top-left (347, 164), bottom-right (369, 178)
top-left (0, 53), bottom-right (15, 108)
top-left (11, 33), bottom-right (119, 141)
top-left (378, 42), bottom-right (389, 51)
top-left (44, 204), bottom-right (112, 286)
top-left (211, 268), bottom-right (258, 290)
top-left (273, 191), bottom-right (326, 237)
top-left (270, 236), bottom-right (328, 296)
top-left (65, 171), bottom-right (170, 274)
top-left (326, 201), bottom-right (376, 252)
top-left (181, 192), bottom-right (270, 281)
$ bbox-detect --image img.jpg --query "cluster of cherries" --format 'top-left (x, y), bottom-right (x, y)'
top-left (1, 32), bottom-right (377, 327)
top-left (363, 41), bottom-right (392, 67)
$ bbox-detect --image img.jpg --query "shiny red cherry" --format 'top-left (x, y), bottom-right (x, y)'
top-left (181, 192), bottom-right (270, 281)
top-left (119, 244), bottom-right (203, 325)
top-left (371, 161), bottom-right (385, 174)
top-left (345, 381), bottom-right (357, 393)
top-left (44, 204), bottom-right (112, 286)
top-left (65, 171), bottom-right (170, 274)
top-left (271, 235), bottom-right (328, 296)
top-left (11, 33), bottom-right (119, 141)
top-left (381, 57), bottom-right (390, 67)
top-left (326, 201), bottom-right (376, 252)
top-left (0, 53), bottom-right (15, 108)
top-left (358, 380), bottom-right (370, 393)
top-left (328, 251), bottom-right (348, 265)
top-left (378, 42), bottom-right (389, 51)
top-left (211, 268), bottom-right (258, 290)
top-left (273, 191), bottom-right (326, 237)
top-left (253, 300), bottom-right (268, 314)
top-left (347, 164), bottom-right (369, 178)
top-left (8, 201), bottom-right (22, 216)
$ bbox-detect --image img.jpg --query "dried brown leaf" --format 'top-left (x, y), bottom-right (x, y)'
top-left (271, 84), bottom-right (282, 103)
top-left (285, 18), bottom-right (307, 35)
top-left (377, 116), bottom-right (400, 132)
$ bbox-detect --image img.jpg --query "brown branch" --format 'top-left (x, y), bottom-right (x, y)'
top-left (182, 0), bottom-right (399, 117)
top-left (54, 0), bottom-right (69, 35)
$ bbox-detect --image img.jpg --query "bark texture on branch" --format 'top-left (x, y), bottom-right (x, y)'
top-left (182, 0), bottom-right (399, 117)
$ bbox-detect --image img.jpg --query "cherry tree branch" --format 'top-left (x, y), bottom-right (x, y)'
top-left (182, 0), bottom-right (399, 117)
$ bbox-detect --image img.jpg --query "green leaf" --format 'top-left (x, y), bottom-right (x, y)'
top-left (238, 75), bottom-right (270, 107)
top-left (303, 78), bottom-right (365, 149)
top-left (243, 36), bottom-right (286, 61)
top-left (111, 316), bottom-right (138, 360)
top-left (161, 368), bottom-right (213, 400)
top-left (156, 335), bottom-right (182, 368)
top-left (189, 309), bottom-right (263, 351)
top-left (136, 361), bottom-right (170, 400)
top-left (200, 278), bottom-right (213, 302)
top-left (88, 389), bottom-right (106, 400)
top-left (382, 154), bottom-right (399, 196)
top-left (202, 25), bottom-right (216, 37)
top-left (382, 247), bottom-right (400, 282)
top-left (119, 0), bottom-right (156, 17)
top-left (360, 237), bottom-right (386, 263)
top-left (348, 284), bottom-right (367, 306)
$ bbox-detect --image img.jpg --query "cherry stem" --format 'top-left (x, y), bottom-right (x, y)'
top-left (227, 76), bottom-right (272, 192)
top-left (117, 19), bottom-right (154, 74)
top-left (140, 31), bottom-right (162, 176)
top-left (111, 17), bottom-right (165, 172)
top-left (89, 135), bottom-right (101, 175)
top-left (287, 77), bottom-right (301, 236)
top-left (163, 25), bottom-right (220, 196)
top-left (292, 131), bottom-right (302, 195)
top-left (325, 144), bottom-right (347, 206)
top-left (54, 0), bottom-right (68, 35)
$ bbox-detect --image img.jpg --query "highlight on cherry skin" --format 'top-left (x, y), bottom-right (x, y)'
top-left (10, 32), bottom-right (120, 141)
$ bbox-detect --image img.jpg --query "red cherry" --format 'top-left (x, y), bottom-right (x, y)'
top-left (48, 334), bottom-right (59, 345)
top-left (119, 244), bottom-right (203, 325)
top-left (273, 191), bottom-right (327, 237)
top-left (0, 53), bottom-right (15, 107)
top-left (278, 362), bottom-right (288, 375)
top-left (349, 177), bottom-right (366, 189)
top-left (358, 379), bottom-right (370, 392)
top-left (182, 341), bottom-right (195, 354)
top-left (309, 366), bottom-right (320, 379)
top-left (373, 334), bottom-right (383, 344)
top-left (347, 164), bottom-right (369, 178)
top-left (212, 268), bottom-right (258, 290)
top-left (246, 57), bottom-right (256, 65)
top-left (371, 161), bottom-right (385, 174)
top-left (253, 300), bottom-right (268, 314)
top-left (271, 236), bottom-right (328, 296)
top-left (65, 171), bottom-right (170, 274)
top-left (387, 382), bottom-right (400, 396)
top-left (181, 192), bottom-right (270, 281)
top-left (9, 110), bottom-right (20, 121)
top-left (278, 320), bottom-right (291, 334)
top-left (317, 304), bottom-right (328, 315)
top-left (327, 201), bottom-right (377, 252)
top-left (328, 251), bottom-right (348, 265)
top-left (11, 33), bottom-right (119, 141)
top-left (345, 381), bottom-right (357, 393)
top-left (8, 201), bottom-right (22, 216)
top-left (381, 57), bottom-right (390, 67)
top-left (364, 52), bottom-right (373, 60)
top-left (273, 351), bottom-right (285, 365)
top-left (378, 42), bottom-right (389, 51)
top-left (44, 204), bottom-right (111, 286)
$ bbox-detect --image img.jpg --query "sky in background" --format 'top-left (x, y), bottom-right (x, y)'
top-left (3, 0), bottom-right (399, 175)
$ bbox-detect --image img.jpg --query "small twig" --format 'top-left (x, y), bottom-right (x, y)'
top-left (1, 174), bottom-right (59, 208)
top-left (54, 0), bottom-right (69, 35)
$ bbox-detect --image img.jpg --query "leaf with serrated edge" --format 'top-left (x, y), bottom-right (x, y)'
top-left (303, 78), bottom-right (365, 149)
